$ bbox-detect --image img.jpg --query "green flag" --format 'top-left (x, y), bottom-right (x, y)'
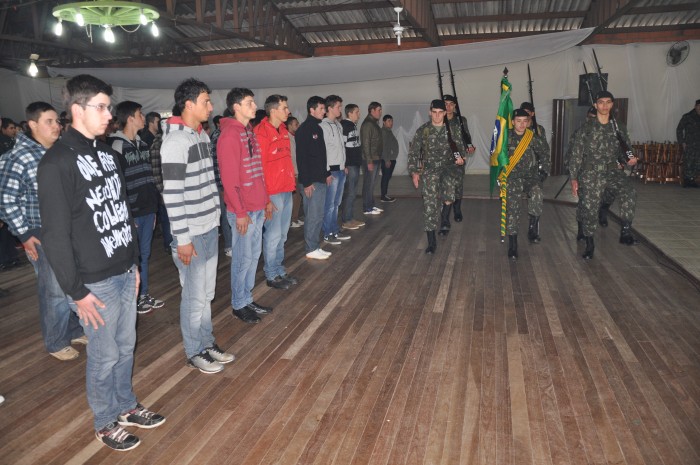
top-left (489, 75), bottom-right (513, 195)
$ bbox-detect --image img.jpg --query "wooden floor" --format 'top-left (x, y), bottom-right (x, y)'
top-left (0, 198), bottom-right (698, 465)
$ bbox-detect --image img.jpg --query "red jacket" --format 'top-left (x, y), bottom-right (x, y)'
top-left (253, 117), bottom-right (296, 195)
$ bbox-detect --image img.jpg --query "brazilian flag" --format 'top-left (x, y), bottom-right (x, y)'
top-left (489, 75), bottom-right (513, 195)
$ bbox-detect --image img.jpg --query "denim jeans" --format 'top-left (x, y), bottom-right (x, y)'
top-left (263, 192), bottom-right (292, 281)
top-left (172, 227), bottom-right (218, 359)
top-left (229, 210), bottom-right (264, 310)
top-left (28, 243), bottom-right (83, 353)
top-left (76, 267), bottom-right (138, 431)
top-left (134, 213), bottom-right (155, 296)
top-left (342, 165), bottom-right (360, 223)
top-left (362, 161), bottom-right (380, 212)
top-left (219, 190), bottom-right (232, 250)
top-left (156, 201), bottom-right (173, 250)
top-left (380, 159), bottom-right (396, 197)
top-left (323, 171), bottom-right (345, 236)
top-left (302, 182), bottom-right (327, 252)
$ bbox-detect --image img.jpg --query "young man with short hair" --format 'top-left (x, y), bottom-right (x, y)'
top-left (112, 101), bottom-right (164, 314)
top-left (0, 101), bottom-right (85, 361)
top-left (254, 94), bottom-right (298, 290)
top-left (218, 88), bottom-right (275, 323)
top-left (162, 78), bottom-right (234, 373)
top-left (340, 104), bottom-right (365, 230)
top-left (320, 95), bottom-right (350, 245)
top-left (37, 74), bottom-right (165, 451)
top-left (0, 117), bottom-right (17, 153)
top-left (380, 114), bottom-right (399, 203)
top-left (287, 116), bottom-right (305, 228)
top-left (139, 111), bottom-right (160, 148)
top-left (360, 101), bottom-right (384, 215)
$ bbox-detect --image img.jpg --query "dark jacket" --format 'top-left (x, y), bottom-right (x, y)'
top-left (111, 131), bottom-right (159, 217)
top-left (360, 114), bottom-right (382, 162)
top-left (341, 119), bottom-right (362, 167)
top-left (296, 115), bottom-right (329, 187)
top-left (37, 127), bottom-right (139, 300)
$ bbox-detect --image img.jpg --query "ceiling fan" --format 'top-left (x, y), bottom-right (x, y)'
top-left (393, 6), bottom-right (405, 46)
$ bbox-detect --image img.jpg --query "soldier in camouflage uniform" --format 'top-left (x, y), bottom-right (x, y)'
top-left (568, 91), bottom-right (638, 260)
top-left (444, 95), bottom-right (475, 224)
top-left (408, 99), bottom-right (465, 254)
top-left (676, 99), bottom-right (700, 188)
top-left (504, 108), bottom-right (550, 259)
top-left (520, 102), bottom-right (547, 140)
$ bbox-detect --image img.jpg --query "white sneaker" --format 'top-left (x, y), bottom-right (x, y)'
top-left (0, 395), bottom-right (5, 405)
top-left (290, 220), bottom-right (302, 228)
top-left (224, 248), bottom-right (232, 257)
top-left (306, 249), bottom-right (329, 260)
top-left (334, 232), bottom-right (351, 241)
top-left (319, 248), bottom-right (332, 256)
top-left (372, 207), bottom-right (383, 213)
top-left (364, 209), bottom-right (381, 215)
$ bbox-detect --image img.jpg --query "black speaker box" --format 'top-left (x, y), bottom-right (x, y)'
top-left (578, 73), bottom-right (608, 106)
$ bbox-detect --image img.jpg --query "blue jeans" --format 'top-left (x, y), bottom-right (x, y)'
top-left (76, 267), bottom-right (138, 431)
top-left (28, 243), bottom-right (83, 352)
top-left (302, 182), bottom-right (327, 252)
top-left (263, 192), bottom-right (292, 280)
top-left (172, 228), bottom-right (218, 359)
top-left (219, 190), bottom-right (232, 250)
top-left (323, 171), bottom-right (345, 236)
top-left (157, 201), bottom-right (172, 250)
top-left (342, 165), bottom-right (360, 223)
top-left (134, 213), bottom-right (155, 296)
top-left (362, 161), bottom-right (380, 211)
top-left (229, 210), bottom-right (264, 310)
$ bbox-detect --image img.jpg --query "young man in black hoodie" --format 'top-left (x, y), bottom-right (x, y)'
top-left (37, 75), bottom-right (165, 451)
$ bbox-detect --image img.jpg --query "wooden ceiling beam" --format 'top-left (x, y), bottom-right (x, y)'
top-left (401, 0), bottom-right (440, 46)
top-left (581, 0), bottom-right (645, 30)
top-left (435, 11), bottom-right (586, 24)
top-left (280, 1), bottom-right (388, 15)
top-left (628, 3), bottom-right (700, 15)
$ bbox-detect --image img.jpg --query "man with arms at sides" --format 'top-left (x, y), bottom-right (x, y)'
top-left (218, 88), bottom-right (275, 323)
top-left (360, 102), bottom-right (384, 216)
top-left (0, 101), bottom-right (85, 361)
top-left (444, 94), bottom-right (475, 223)
top-left (287, 116), bottom-right (305, 228)
top-left (37, 75), bottom-right (164, 451)
top-left (380, 114), bottom-right (399, 203)
top-left (340, 104), bottom-right (365, 231)
top-left (254, 94), bottom-right (299, 290)
top-left (162, 78), bottom-right (234, 373)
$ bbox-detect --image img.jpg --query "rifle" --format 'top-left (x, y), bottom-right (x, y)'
top-left (526, 64), bottom-right (539, 136)
top-left (437, 59), bottom-right (464, 163)
top-left (592, 49), bottom-right (635, 167)
top-left (448, 60), bottom-right (473, 150)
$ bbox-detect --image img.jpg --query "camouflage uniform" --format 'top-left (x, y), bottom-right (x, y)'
top-left (505, 130), bottom-right (550, 235)
top-left (568, 118), bottom-right (635, 237)
top-left (676, 108), bottom-right (700, 181)
top-left (408, 122), bottom-right (464, 231)
top-left (447, 115), bottom-right (470, 198)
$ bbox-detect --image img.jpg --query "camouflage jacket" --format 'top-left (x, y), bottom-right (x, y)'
top-left (447, 115), bottom-right (471, 156)
top-left (506, 130), bottom-right (550, 179)
top-left (676, 109), bottom-right (700, 149)
top-left (568, 118), bottom-right (631, 180)
top-left (408, 122), bottom-right (465, 175)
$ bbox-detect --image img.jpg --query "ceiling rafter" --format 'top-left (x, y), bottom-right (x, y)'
top-left (400, 0), bottom-right (440, 46)
top-left (435, 11), bottom-right (586, 24)
top-left (581, 0), bottom-right (645, 30)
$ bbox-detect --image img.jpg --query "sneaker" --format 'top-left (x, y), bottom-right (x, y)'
top-left (372, 206), bottom-right (384, 213)
top-left (232, 306), bottom-right (261, 324)
top-left (95, 422), bottom-right (140, 451)
top-left (323, 235), bottom-right (341, 245)
top-left (353, 219), bottom-right (366, 228)
top-left (71, 335), bottom-right (88, 345)
top-left (306, 249), bottom-right (329, 260)
top-left (224, 248), bottom-right (232, 257)
top-left (290, 220), bottom-right (303, 228)
top-left (342, 221), bottom-right (360, 230)
top-left (279, 274), bottom-right (299, 285)
top-left (187, 351), bottom-right (224, 373)
top-left (319, 248), bottom-right (332, 256)
top-left (206, 344), bottom-right (235, 364)
top-left (334, 232), bottom-right (351, 241)
top-left (0, 394), bottom-right (5, 405)
top-left (50, 346), bottom-right (79, 361)
top-left (381, 196), bottom-right (396, 203)
top-left (118, 403), bottom-right (166, 429)
top-left (139, 294), bottom-right (164, 309)
top-left (364, 209), bottom-right (381, 215)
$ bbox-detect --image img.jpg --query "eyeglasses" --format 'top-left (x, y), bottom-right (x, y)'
top-left (84, 103), bottom-right (113, 113)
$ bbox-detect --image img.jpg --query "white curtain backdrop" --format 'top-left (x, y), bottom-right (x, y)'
top-left (1, 30), bottom-right (697, 175)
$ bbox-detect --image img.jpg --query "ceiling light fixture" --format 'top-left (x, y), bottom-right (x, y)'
top-left (52, 1), bottom-right (160, 44)
top-left (28, 53), bottom-right (39, 77)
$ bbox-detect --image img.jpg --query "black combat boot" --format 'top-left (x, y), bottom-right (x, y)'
top-left (576, 221), bottom-right (585, 241)
top-left (527, 215), bottom-right (541, 243)
top-left (453, 199), bottom-right (463, 222)
top-left (438, 204), bottom-right (451, 236)
top-left (619, 222), bottom-right (639, 245)
top-left (598, 203), bottom-right (611, 227)
top-left (425, 231), bottom-right (437, 254)
top-left (508, 235), bottom-right (518, 260)
top-left (582, 236), bottom-right (594, 260)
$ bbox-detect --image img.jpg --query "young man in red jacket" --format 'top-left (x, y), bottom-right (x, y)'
top-left (254, 95), bottom-right (298, 290)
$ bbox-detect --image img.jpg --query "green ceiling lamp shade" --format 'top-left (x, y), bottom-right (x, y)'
top-left (52, 1), bottom-right (160, 42)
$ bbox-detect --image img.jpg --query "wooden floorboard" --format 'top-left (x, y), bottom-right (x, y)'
top-left (1, 198), bottom-right (699, 465)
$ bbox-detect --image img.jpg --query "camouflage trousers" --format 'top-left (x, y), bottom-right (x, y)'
top-left (576, 187), bottom-right (616, 222)
top-left (578, 169), bottom-right (636, 236)
top-left (505, 176), bottom-right (543, 235)
top-left (450, 163), bottom-right (465, 198)
top-left (421, 167), bottom-right (459, 231)
top-left (683, 146), bottom-right (700, 180)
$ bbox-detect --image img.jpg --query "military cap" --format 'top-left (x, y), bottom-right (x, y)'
top-left (513, 108), bottom-right (529, 118)
top-left (442, 94), bottom-right (457, 103)
top-left (595, 90), bottom-right (614, 101)
top-left (430, 99), bottom-right (446, 111)
top-left (520, 102), bottom-right (535, 112)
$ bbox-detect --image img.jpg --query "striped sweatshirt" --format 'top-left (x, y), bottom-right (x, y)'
top-left (161, 117), bottom-right (220, 246)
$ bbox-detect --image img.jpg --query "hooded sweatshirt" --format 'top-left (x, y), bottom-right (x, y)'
top-left (253, 116), bottom-right (295, 195)
top-left (295, 114), bottom-right (329, 187)
top-left (320, 117), bottom-right (346, 171)
top-left (161, 116), bottom-right (220, 246)
top-left (111, 130), bottom-right (159, 217)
